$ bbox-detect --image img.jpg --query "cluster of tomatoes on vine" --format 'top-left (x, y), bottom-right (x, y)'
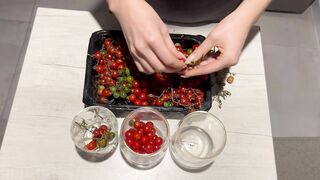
top-left (92, 38), bottom-right (208, 111)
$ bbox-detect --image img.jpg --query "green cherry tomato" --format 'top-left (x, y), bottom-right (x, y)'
top-left (118, 77), bottom-right (125, 83)
top-left (113, 92), bottom-right (120, 99)
top-left (124, 87), bottom-right (131, 93)
top-left (187, 48), bottom-right (193, 55)
top-left (127, 83), bottom-right (132, 88)
top-left (126, 76), bottom-right (134, 83)
top-left (98, 138), bottom-right (108, 148)
top-left (125, 68), bottom-right (130, 76)
top-left (120, 91), bottom-right (127, 98)
top-left (101, 50), bottom-right (107, 56)
top-left (109, 132), bottom-right (115, 141)
top-left (110, 86), bottom-right (116, 93)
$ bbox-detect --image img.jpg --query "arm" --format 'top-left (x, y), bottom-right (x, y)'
top-left (106, 0), bottom-right (185, 74)
top-left (183, 0), bottom-right (271, 77)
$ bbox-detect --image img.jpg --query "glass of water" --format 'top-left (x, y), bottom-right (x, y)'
top-left (70, 106), bottom-right (118, 156)
top-left (170, 111), bottom-right (226, 170)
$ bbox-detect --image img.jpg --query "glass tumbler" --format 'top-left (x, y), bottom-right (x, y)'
top-left (170, 111), bottom-right (226, 170)
top-left (70, 106), bottom-right (118, 156)
top-left (120, 107), bottom-right (169, 169)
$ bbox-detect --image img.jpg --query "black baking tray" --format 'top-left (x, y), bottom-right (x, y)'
top-left (83, 30), bottom-right (212, 118)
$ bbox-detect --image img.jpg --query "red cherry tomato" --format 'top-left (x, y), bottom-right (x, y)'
top-left (104, 39), bottom-right (112, 49)
top-left (125, 138), bottom-right (134, 148)
top-left (142, 101), bottom-right (149, 106)
top-left (128, 94), bottom-right (137, 102)
top-left (125, 129), bottom-right (135, 139)
top-left (153, 144), bottom-right (160, 152)
top-left (94, 51), bottom-right (102, 60)
top-left (95, 65), bottom-right (104, 74)
top-left (102, 89), bottom-right (111, 98)
top-left (146, 122), bottom-right (154, 128)
top-left (141, 136), bottom-right (149, 145)
top-left (132, 141), bottom-right (142, 151)
top-left (134, 99), bottom-right (142, 106)
top-left (100, 125), bottom-right (108, 132)
top-left (133, 121), bottom-right (141, 129)
top-left (133, 131), bottom-right (142, 141)
top-left (93, 128), bottom-right (102, 138)
top-left (139, 93), bottom-right (148, 101)
top-left (144, 143), bottom-right (153, 154)
top-left (85, 139), bottom-right (97, 150)
top-left (155, 137), bottom-right (163, 145)
top-left (132, 80), bottom-right (139, 88)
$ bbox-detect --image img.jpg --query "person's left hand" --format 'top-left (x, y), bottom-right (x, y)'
top-left (182, 14), bottom-right (250, 77)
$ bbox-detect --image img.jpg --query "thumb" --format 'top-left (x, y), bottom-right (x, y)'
top-left (185, 37), bottom-right (213, 65)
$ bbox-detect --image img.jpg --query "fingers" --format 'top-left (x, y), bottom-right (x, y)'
top-left (163, 33), bottom-right (186, 61)
top-left (185, 37), bottom-right (214, 65)
top-left (182, 56), bottom-right (228, 77)
top-left (149, 36), bottom-right (186, 70)
top-left (130, 51), bottom-right (154, 74)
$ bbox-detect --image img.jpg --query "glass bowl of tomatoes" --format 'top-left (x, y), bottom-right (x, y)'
top-left (119, 107), bottom-right (169, 169)
top-left (70, 106), bottom-right (118, 157)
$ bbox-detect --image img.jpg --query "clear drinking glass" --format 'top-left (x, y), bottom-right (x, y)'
top-left (170, 111), bottom-right (226, 170)
top-left (120, 107), bottom-right (169, 169)
top-left (70, 106), bottom-right (118, 156)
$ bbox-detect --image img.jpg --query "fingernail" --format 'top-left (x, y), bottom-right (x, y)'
top-left (180, 75), bottom-right (189, 78)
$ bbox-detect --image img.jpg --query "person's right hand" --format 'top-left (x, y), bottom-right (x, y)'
top-left (107, 0), bottom-right (186, 74)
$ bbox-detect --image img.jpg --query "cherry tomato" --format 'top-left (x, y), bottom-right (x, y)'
top-left (118, 64), bottom-right (125, 70)
top-left (100, 125), bottom-right (108, 132)
top-left (111, 70), bottom-right (119, 78)
top-left (134, 99), bottom-right (142, 106)
top-left (85, 139), bottom-right (97, 150)
top-left (132, 141), bottom-right (142, 151)
top-left (141, 136), bottom-right (149, 145)
top-left (125, 138), bottom-right (134, 147)
top-left (106, 54), bottom-right (113, 61)
top-left (133, 121), bottom-right (141, 129)
top-left (115, 50), bottom-right (123, 58)
top-left (94, 51), bottom-right (102, 60)
top-left (133, 131), bottom-right (142, 141)
top-left (95, 65), bottom-right (104, 74)
top-left (162, 94), bottom-right (170, 102)
top-left (104, 39), bottom-right (112, 49)
top-left (143, 124), bottom-right (152, 133)
top-left (155, 99), bottom-right (163, 106)
top-left (97, 88), bottom-right (103, 96)
top-left (153, 144), bottom-right (160, 152)
top-left (111, 62), bottom-right (119, 69)
top-left (132, 80), bottom-right (139, 88)
top-left (144, 143), bottom-right (153, 154)
top-left (128, 94), bottom-right (137, 102)
top-left (108, 46), bottom-right (117, 55)
top-left (192, 44), bottom-right (199, 50)
top-left (151, 127), bottom-right (156, 135)
top-left (132, 88), bottom-right (142, 96)
top-left (146, 122), bottom-right (154, 128)
top-left (93, 128), bottom-right (102, 138)
top-left (139, 93), bottom-right (148, 101)
top-left (102, 89), bottom-right (111, 97)
top-left (142, 101), bottom-right (149, 106)
top-left (125, 129), bottom-right (135, 139)
top-left (155, 137), bottom-right (163, 145)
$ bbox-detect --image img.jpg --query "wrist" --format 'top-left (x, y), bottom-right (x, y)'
top-left (107, 0), bottom-right (144, 15)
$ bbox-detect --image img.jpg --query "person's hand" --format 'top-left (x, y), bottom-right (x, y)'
top-left (182, 14), bottom-right (250, 77)
top-left (108, 0), bottom-right (186, 74)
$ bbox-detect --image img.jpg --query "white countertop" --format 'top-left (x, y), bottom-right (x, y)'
top-left (0, 8), bottom-right (277, 180)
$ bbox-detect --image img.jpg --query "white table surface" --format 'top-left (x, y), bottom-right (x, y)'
top-left (0, 8), bottom-right (277, 180)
